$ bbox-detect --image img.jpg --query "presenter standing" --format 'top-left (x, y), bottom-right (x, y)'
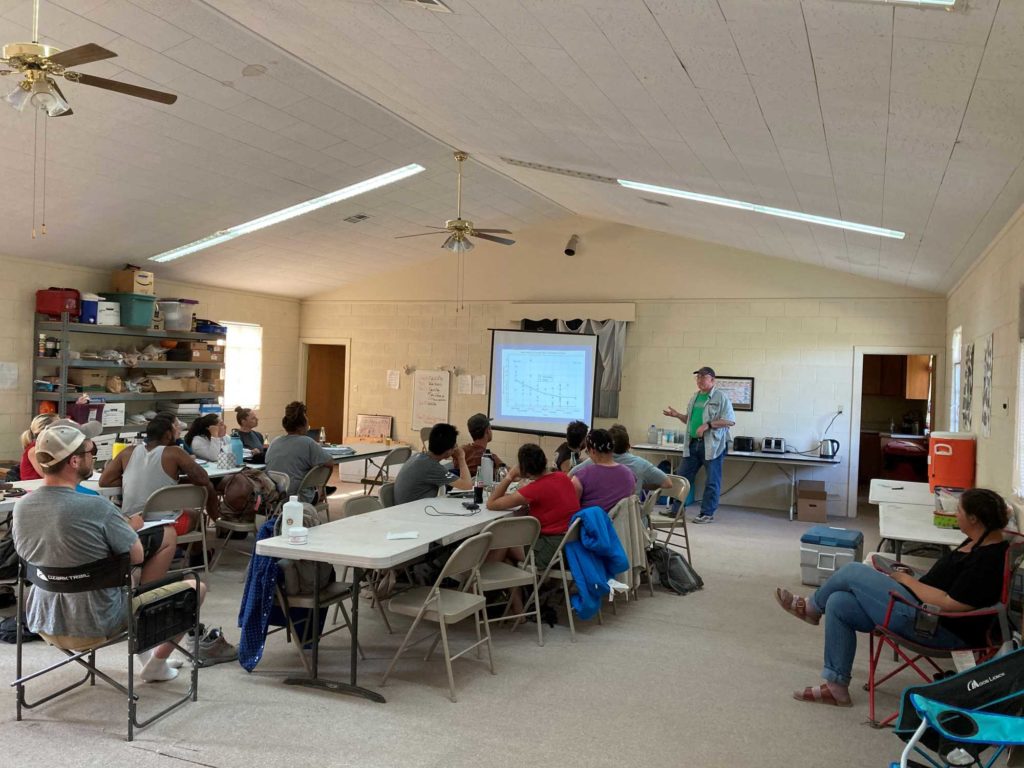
top-left (663, 366), bottom-right (735, 523)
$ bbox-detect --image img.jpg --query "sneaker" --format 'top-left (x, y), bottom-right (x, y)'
top-left (196, 627), bottom-right (238, 666)
top-left (691, 514), bottom-right (715, 524)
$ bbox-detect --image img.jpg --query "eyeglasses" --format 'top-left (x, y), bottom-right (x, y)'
top-left (74, 445), bottom-right (98, 458)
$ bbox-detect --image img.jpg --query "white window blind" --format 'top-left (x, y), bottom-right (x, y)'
top-left (224, 322), bottom-right (262, 410)
top-left (950, 326), bottom-right (962, 432)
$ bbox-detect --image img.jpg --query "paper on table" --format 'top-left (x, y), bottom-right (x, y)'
top-left (386, 531), bottom-right (419, 540)
top-left (472, 375), bottom-right (486, 395)
top-left (386, 369), bottom-right (400, 390)
top-left (457, 374), bottom-right (472, 395)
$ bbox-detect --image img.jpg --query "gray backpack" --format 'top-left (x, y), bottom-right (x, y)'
top-left (647, 542), bottom-right (703, 595)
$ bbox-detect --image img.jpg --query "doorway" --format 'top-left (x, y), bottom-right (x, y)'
top-left (847, 346), bottom-right (944, 518)
top-left (304, 344), bottom-right (346, 444)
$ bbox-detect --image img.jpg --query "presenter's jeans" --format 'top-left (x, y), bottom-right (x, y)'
top-left (677, 440), bottom-right (725, 517)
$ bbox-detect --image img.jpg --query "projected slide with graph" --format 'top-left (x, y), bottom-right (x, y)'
top-left (501, 348), bottom-right (587, 421)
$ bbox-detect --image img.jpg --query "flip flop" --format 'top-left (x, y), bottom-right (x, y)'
top-left (793, 684), bottom-right (853, 707)
top-left (775, 587), bottom-right (820, 626)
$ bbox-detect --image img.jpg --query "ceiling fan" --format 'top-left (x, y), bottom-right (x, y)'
top-left (395, 150), bottom-right (515, 251)
top-left (0, 0), bottom-right (177, 117)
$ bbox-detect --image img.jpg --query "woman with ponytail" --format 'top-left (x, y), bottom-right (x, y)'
top-left (569, 428), bottom-right (636, 513)
top-left (19, 413), bottom-right (60, 480)
top-left (264, 401), bottom-right (334, 498)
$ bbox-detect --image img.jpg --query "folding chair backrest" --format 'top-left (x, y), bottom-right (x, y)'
top-left (381, 446), bottom-right (412, 468)
top-left (344, 495), bottom-right (383, 517)
top-left (143, 484), bottom-right (207, 517)
top-left (379, 482), bottom-right (396, 508)
top-left (419, 427), bottom-right (431, 450)
top-left (482, 517), bottom-right (540, 551)
top-left (608, 496), bottom-right (635, 522)
top-left (436, 532), bottom-right (493, 585)
top-left (665, 475), bottom-right (691, 504)
top-left (266, 470), bottom-right (290, 495)
top-left (640, 491), bottom-right (658, 518)
top-left (24, 554), bottom-right (131, 593)
top-left (298, 464), bottom-right (332, 495)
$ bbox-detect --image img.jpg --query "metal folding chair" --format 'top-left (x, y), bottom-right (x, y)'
top-left (649, 475), bottom-right (693, 565)
top-left (361, 446), bottom-right (411, 496)
top-left (142, 484), bottom-right (209, 575)
top-left (477, 517), bottom-right (543, 645)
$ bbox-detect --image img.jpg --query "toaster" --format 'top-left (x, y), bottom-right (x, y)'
top-left (732, 436), bottom-right (755, 452)
top-left (761, 437), bottom-right (786, 453)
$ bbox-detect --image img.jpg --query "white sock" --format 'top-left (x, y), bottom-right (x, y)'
top-left (141, 655), bottom-right (180, 683)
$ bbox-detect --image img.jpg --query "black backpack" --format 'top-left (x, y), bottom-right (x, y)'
top-left (0, 535), bottom-right (17, 580)
top-left (647, 542), bottom-right (703, 595)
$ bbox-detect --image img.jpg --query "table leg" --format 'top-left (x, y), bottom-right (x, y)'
top-left (894, 541), bottom-right (904, 562)
top-left (283, 565), bottom-right (385, 703)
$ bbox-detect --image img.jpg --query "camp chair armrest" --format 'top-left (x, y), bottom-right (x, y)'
top-left (134, 566), bottom-right (202, 596)
top-left (884, 591), bottom-right (1003, 625)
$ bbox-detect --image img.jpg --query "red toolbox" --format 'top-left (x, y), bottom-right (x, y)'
top-left (36, 288), bottom-right (81, 318)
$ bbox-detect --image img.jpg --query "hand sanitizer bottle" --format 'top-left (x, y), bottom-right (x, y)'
top-left (282, 496), bottom-right (304, 531)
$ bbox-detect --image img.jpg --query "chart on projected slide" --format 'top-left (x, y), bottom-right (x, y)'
top-left (500, 348), bottom-right (587, 420)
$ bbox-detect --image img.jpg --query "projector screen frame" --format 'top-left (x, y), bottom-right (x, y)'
top-left (486, 327), bottom-right (599, 439)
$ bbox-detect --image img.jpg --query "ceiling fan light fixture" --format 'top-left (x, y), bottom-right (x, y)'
top-left (29, 77), bottom-right (70, 116)
top-left (4, 80), bottom-right (31, 112)
top-left (444, 236), bottom-right (473, 253)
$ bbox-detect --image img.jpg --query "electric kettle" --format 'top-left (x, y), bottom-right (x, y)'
top-left (819, 439), bottom-right (840, 459)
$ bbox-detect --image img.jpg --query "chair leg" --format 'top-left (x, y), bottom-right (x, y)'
top-left (481, 608), bottom-right (496, 675)
top-left (532, 576), bottom-right (544, 647)
top-left (438, 620), bottom-right (457, 703)
top-left (474, 611), bottom-right (482, 660)
top-left (561, 572), bottom-right (576, 642)
top-left (381, 611), bottom-right (427, 686)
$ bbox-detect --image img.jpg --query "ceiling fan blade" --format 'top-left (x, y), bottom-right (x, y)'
top-left (394, 232), bottom-right (444, 239)
top-left (472, 232), bottom-right (516, 246)
top-left (50, 80), bottom-right (73, 116)
top-left (470, 228), bottom-right (512, 234)
top-left (48, 43), bottom-right (117, 69)
top-left (65, 72), bottom-right (177, 104)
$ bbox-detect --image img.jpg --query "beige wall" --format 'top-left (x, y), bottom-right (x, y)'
top-left (945, 207), bottom-right (1024, 497)
top-left (0, 253), bottom-right (300, 459)
top-left (304, 218), bottom-right (946, 515)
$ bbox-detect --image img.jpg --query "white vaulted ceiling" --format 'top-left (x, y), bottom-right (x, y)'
top-left (2, 0), bottom-right (1023, 296)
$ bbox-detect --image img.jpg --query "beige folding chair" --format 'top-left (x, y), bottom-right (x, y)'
top-left (343, 495), bottom-right (382, 517)
top-left (379, 481), bottom-right (396, 509)
top-left (381, 532), bottom-right (495, 702)
top-left (332, 494), bottom-right (393, 633)
top-left (419, 426), bottom-right (432, 450)
top-left (477, 518), bottom-right (543, 646)
top-left (142, 485), bottom-right (209, 575)
top-left (210, 471), bottom-right (287, 572)
top-left (361, 446), bottom-right (412, 496)
top-left (272, 571), bottom-right (363, 676)
top-left (298, 464), bottom-right (333, 518)
top-left (649, 475), bottom-right (693, 566)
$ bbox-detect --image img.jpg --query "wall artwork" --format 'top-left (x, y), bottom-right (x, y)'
top-left (961, 341), bottom-right (975, 432)
top-left (981, 334), bottom-right (993, 438)
top-left (714, 376), bottom-right (755, 412)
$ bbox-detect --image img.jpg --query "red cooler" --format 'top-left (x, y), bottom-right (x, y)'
top-left (928, 431), bottom-right (976, 492)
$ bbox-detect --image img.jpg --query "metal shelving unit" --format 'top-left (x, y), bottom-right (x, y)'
top-left (33, 312), bottom-right (226, 421)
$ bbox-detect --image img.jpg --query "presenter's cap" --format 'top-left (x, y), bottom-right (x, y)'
top-left (693, 366), bottom-right (716, 378)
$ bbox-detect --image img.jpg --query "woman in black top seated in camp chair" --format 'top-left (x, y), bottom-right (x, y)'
top-left (234, 407), bottom-right (266, 463)
top-left (774, 488), bottom-right (1011, 708)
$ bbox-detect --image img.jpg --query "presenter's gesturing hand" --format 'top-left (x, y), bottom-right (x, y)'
top-left (663, 406), bottom-right (684, 422)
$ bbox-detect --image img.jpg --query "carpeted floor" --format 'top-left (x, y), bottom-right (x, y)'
top-left (0, 493), bottom-right (917, 767)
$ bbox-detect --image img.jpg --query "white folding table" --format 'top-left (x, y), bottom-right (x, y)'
top-left (255, 496), bottom-right (508, 703)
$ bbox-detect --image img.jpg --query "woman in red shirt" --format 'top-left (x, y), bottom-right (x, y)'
top-left (19, 413), bottom-right (59, 481)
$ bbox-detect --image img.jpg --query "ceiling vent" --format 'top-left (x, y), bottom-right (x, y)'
top-left (401, 0), bottom-right (453, 12)
top-left (500, 157), bottom-right (617, 184)
top-left (343, 213), bottom-right (370, 223)
top-left (641, 197), bottom-right (670, 207)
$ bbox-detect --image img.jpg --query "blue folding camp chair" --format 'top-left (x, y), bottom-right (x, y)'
top-left (890, 647), bottom-right (1024, 768)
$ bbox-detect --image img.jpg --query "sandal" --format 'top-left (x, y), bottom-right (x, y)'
top-left (793, 684), bottom-right (852, 707)
top-left (775, 587), bottom-right (820, 626)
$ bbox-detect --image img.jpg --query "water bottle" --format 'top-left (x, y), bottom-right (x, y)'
top-left (647, 424), bottom-right (658, 445)
top-left (282, 496), bottom-right (304, 531)
top-left (480, 450), bottom-right (494, 485)
top-left (229, 434), bottom-right (244, 465)
top-left (319, 426), bottom-right (327, 444)
top-left (473, 467), bottom-right (485, 505)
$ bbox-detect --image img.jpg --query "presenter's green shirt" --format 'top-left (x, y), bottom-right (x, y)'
top-left (689, 393), bottom-right (709, 438)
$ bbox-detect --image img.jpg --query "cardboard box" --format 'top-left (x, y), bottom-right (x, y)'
top-left (68, 370), bottom-right (109, 390)
top-left (93, 434), bottom-right (116, 462)
top-left (149, 377), bottom-right (185, 392)
top-left (797, 480), bottom-right (828, 523)
top-left (207, 379), bottom-right (225, 393)
top-left (180, 377), bottom-right (199, 393)
top-left (112, 267), bottom-right (155, 295)
top-left (167, 347), bottom-right (219, 363)
top-left (96, 301), bottom-right (121, 326)
top-left (100, 402), bottom-right (125, 428)
top-left (181, 341), bottom-right (209, 351)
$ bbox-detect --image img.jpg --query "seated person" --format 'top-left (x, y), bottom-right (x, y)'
top-left (394, 422), bottom-right (472, 505)
top-left (184, 414), bottom-right (227, 462)
top-left (487, 443), bottom-right (580, 572)
top-left (570, 429), bottom-right (636, 513)
top-left (554, 420), bottom-right (588, 473)
top-left (100, 414), bottom-right (221, 570)
top-left (776, 488), bottom-right (1011, 708)
top-left (234, 406), bottom-right (266, 462)
top-left (18, 413), bottom-right (59, 481)
top-left (460, 413), bottom-right (505, 477)
top-left (12, 423), bottom-right (210, 683)
top-left (264, 401), bottom-right (334, 501)
top-left (570, 423), bottom-right (672, 495)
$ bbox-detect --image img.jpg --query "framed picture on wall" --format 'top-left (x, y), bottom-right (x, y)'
top-left (715, 376), bottom-right (755, 412)
top-left (355, 413), bottom-right (393, 440)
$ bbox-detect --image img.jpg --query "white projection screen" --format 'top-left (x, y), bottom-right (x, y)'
top-left (487, 329), bottom-right (598, 437)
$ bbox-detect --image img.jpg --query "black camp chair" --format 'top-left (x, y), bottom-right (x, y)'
top-left (891, 647), bottom-right (1024, 768)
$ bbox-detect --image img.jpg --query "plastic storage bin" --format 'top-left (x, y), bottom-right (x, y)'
top-left (157, 299), bottom-right (196, 332)
top-left (67, 400), bottom-right (104, 425)
top-left (36, 288), bottom-right (81, 318)
top-left (103, 292), bottom-right (157, 328)
top-left (799, 525), bottom-right (864, 586)
top-left (928, 432), bottom-right (976, 492)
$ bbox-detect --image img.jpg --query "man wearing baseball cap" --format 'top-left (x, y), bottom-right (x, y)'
top-left (12, 423), bottom-right (207, 683)
top-left (460, 413), bottom-right (506, 477)
top-left (663, 366), bottom-right (736, 523)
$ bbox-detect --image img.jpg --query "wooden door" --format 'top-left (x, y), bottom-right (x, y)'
top-left (862, 355), bottom-right (882, 395)
top-left (905, 355), bottom-right (932, 400)
top-left (305, 344), bottom-right (346, 443)
top-left (880, 355), bottom-right (906, 397)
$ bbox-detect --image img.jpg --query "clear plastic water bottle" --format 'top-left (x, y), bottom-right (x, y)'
top-left (647, 424), bottom-right (658, 445)
top-left (480, 450), bottom-right (494, 485)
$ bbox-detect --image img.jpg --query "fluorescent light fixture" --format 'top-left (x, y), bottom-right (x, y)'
top-left (149, 163), bottom-right (426, 263)
top-left (844, 0), bottom-right (954, 6)
top-left (617, 179), bottom-right (905, 240)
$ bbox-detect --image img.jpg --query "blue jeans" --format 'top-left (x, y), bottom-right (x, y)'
top-left (811, 563), bottom-right (965, 686)
top-left (677, 440), bottom-right (725, 517)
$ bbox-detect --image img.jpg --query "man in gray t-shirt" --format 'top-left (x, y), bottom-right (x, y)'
top-left (265, 434), bottom-right (333, 499)
top-left (394, 423), bottom-right (473, 505)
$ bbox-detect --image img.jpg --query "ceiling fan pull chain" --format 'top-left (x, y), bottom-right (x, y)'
top-left (40, 109), bottom-right (47, 235)
top-left (31, 108), bottom-right (38, 239)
